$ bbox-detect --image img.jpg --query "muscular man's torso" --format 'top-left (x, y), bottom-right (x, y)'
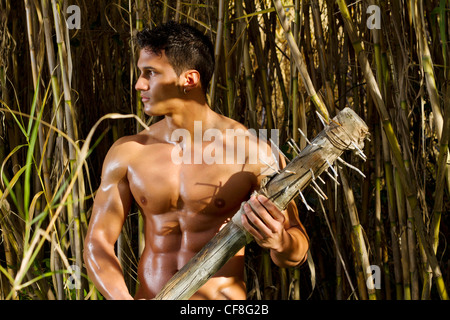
top-left (120, 118), bottom-right (264, 300)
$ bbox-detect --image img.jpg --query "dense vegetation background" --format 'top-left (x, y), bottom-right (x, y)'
top-left (0, 0), bottom-right (449, 300)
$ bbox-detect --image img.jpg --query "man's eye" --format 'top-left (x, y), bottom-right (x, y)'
top-left (140, 70), bottom-right (155, 78)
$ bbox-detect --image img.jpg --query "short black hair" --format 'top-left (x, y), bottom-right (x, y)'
top-left (136, 21), bottom-right (215, 94)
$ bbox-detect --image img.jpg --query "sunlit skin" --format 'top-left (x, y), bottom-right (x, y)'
top-left (83, 49), bottom-right (309, 300)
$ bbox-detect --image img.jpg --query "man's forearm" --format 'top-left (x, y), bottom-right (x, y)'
top-left (269, 227), bottom-right (308, 268)
top-left (84, 244), bottom-right (134, 300)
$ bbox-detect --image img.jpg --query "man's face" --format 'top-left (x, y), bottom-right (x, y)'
top-left (135, 49), bottom-right (183, 116)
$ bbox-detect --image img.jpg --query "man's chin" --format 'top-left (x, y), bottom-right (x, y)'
top-left (144, 106), bottom-right (163, 117)
top-left (144, 110), bottom-right (157, 117)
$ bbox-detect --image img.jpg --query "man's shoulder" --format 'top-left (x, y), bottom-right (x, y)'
top-left (111, 120), bottom-right (166, 149)
top-left (101, 135), bottom-right (140, 167)
top-left (212, 113), bottom-right (247, 131)
top-left (214, 114), bottom-right (274, 149)
top-left (109, 133), bottom-right (146, 150)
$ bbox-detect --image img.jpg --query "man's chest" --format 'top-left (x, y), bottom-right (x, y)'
top-left (126, 145), bottom-right (257, 217)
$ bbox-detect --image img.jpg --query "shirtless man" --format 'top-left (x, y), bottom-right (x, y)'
top-left (83, 21), bottom-right (309, 300)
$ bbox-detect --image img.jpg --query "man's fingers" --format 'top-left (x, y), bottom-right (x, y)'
top-left (247, 195), bottom-right (285, 228)
top-left (241, 212), bottom-right (263, 240)
top-left (246, 197), bottom-right (276, 232)
top-left (256, 195), bottom-right (285, 223)
top-left (243, 202), bottom-right (273, 237)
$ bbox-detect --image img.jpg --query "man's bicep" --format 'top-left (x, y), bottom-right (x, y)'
top-left (87, 150), bottom-right (133, 246)
top-left (91, 179), bottom-right (132, 241)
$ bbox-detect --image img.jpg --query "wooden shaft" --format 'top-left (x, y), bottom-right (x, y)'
top-left (154, 107), bottom-right (369, 300)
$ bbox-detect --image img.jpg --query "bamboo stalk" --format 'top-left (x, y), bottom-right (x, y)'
top-left (311, 0), bottom-right (335, 115)
top-left (40, 0), bottom-right (63, 164)
top-left (223, 1), bottom-right (234, 119)
top-left (402, 150), bottom-right (419, 300)
top-left (380, 124), bottom-right (403, 300)
top-left (424, 74), bottom-right (450, 299)
top-left (269, 28), bottom-right (289, 131)
top-left (262, 250), bottom-right (273, 299)
top-left (40, 0), bottom-right (67, 299)
top-left (237, 1), bottom-right (257, 129)
top-left (411, 0), bottom-right (444, 143)
top-left (24, 0), bottom-right (53, 209)
top-left (51, 0), bottom-right (84, 299)
top-left (0, 8), bottom-right (17, 298)
top-left (319, 189), bottom-right (357, 299)
top-left (244, 0), bottom-right (274, 129)
top-left (394, 166), bottom-right (411, 300)
top-left (291, 0), bottom-right (300, 144)
top-left (133, 0), bottom-right (145, 259)
top-left (0, 222), bottom-right (17, 299)
top-left (209, 0), bottom-right (225, 109)
top-left (302, 1), bottom-right (317, 91)
top-left (162, 0), bottom-right (168, 23)
top-left (374, 122), bottom-right (383, 297)
top-left (349, 226), bottom-right (368, 300)
top-left (175, 0), bottom-right (181, 21)
top-left (24, 0), bottom-right (57, 300)
top-left (50, 231), bottom-right (63, 300)
top-left (430, 69), bottom-right (450, 257)
top-left (292, 267), bottom-right (300, 300)
top-left (339, 165), bottom-right (376, 300)
top-left (272, 0), bottom-right (329, 122)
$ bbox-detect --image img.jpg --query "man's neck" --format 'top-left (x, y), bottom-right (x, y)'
top-left (163, 99), bottom-right (216, 142)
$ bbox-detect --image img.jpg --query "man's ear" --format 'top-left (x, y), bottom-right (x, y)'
top-left (182, 70), bottom-right (201, 93)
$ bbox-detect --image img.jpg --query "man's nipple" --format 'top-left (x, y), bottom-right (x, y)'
top-left (214, 198), bottom-right (226, 208)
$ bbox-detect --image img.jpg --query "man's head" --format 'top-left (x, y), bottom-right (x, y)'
top-left (136, 21), bottom-right (215, 95)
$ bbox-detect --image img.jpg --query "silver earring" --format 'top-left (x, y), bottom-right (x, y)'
top-left (183, 87), bottom-right (188, 95)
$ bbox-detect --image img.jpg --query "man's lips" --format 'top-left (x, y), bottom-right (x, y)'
top-left (141, 96), bottom-right (150, 102)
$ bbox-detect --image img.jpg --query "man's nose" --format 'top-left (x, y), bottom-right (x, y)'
top-left (135, 76), bottom-right (149, 91)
